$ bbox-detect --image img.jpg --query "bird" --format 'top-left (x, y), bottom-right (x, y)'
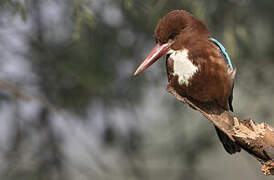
top-left (134, 10), bottom-right (241, 154)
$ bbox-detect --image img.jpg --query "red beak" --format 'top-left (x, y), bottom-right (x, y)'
top-left (134, 42), bottom-right (171, 75)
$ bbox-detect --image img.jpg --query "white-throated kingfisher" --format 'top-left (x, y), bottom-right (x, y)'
top-left (134, 10), bottom-right (241, 154)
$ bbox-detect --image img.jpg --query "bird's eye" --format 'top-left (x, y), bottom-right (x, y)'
top-left (168, 33), bottom-right (177, 40)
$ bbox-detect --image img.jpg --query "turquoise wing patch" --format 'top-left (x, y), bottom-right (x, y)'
top-left (209, 37), bottom-right (233, 70)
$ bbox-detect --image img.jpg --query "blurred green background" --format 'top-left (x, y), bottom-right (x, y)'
top-left (0, 0), bottom-right (274, 179)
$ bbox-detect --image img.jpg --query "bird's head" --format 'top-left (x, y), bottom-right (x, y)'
top-left (134, 10), bottom-right (210, 75)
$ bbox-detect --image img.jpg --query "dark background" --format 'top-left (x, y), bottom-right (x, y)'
top-left (0, 0), bottom-right (274, 179)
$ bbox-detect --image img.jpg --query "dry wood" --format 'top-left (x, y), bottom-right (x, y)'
top-left (166, 85), bottom-right (274, 176)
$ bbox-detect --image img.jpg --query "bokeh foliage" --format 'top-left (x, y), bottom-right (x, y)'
top-left (1, 0), bottom-right (274, 180)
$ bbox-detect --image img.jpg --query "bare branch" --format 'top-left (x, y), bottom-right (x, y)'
top-left (166, 85), bottom-right (274, 176)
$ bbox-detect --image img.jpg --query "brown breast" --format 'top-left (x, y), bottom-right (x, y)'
top-left (166, 40), bottom-right (233, 110)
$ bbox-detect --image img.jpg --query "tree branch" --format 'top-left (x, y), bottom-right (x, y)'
top-left (166, 85), bottom-right (274, 176)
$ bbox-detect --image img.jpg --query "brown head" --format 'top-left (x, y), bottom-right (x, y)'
top-left (134, 10), bottom-right (210, 75)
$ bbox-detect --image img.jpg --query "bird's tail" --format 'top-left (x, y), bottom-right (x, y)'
top-left (214, 126), bottom-right (241, 154)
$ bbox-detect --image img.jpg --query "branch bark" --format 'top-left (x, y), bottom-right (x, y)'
top-left (166, 85), bottom-right (274, 176)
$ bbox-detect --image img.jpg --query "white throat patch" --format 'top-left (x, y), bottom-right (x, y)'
top-left (169, 49), bottom-right (198, 86)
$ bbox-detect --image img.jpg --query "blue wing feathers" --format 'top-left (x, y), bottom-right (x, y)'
top-left (209, 37), bottom-right (233, 70)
